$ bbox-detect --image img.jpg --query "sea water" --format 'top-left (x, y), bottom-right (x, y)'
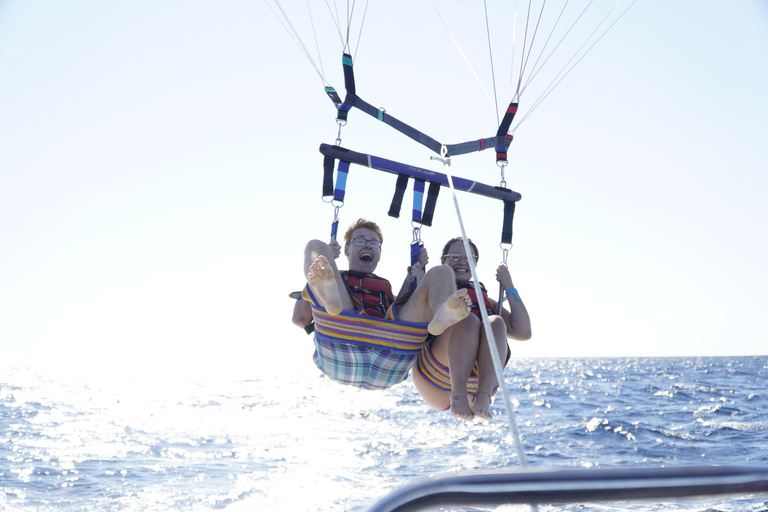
top-left (1, 356), bottom-right (767, 512)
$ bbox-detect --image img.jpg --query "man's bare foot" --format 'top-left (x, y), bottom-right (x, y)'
top-left (307, 255), bottom-right (343, 315)
top-left (450, 393), bottom-right (474, 421)
top-left (471, 390), bottom-right (493, 420)
top-left (428, 289), bottom-right (471, 336)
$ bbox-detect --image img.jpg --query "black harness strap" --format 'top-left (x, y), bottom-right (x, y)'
top-left (501, 199), bottom-right (516, 245)
top-left (421, 181), bottom-right (441, 227)
top-left (322, 155), bottom-right (335, 199)
top-left (387, 173), bottom-right (410, 218)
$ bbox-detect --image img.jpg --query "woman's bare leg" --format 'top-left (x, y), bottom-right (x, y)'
top-left (446, 315), bottom-right (483, 420)
top-left (396, 265), bottom-right (470, 333)
top-left (471, 315), bottom-right (508, 420)
top-left (412, 314), bottom-right (482, 421)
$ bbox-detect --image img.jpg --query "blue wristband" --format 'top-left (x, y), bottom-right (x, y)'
top-left (505, 287), bottom-right (520, 301)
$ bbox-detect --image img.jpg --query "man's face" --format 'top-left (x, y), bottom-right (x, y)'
top-left (345, 227), bottom-right (382, 273)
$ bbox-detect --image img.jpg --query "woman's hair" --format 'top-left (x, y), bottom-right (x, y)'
top-left (343, 218), bottom-right (384, 247)
top-left (441, 237), bottom-right (479, 261)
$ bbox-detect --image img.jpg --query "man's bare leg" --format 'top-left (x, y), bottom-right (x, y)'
top-left (397, 265), bottom-right (471, 332)
top-left (304, 240), bottom-right (355, 315)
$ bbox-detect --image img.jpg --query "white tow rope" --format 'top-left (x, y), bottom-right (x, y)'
top-left (433, 145), bottom-right (532, 468)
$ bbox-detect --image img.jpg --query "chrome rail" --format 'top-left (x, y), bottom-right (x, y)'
top-left (367, 465), bottom-right (768, 512)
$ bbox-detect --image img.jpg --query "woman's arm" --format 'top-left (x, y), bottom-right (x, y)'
top-left (489, 264), bottom-right (532, 341)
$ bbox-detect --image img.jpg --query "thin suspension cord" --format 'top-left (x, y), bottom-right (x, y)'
top-left (343, 0), bottom-right (355, 54)
top-left (513, 0), bottom-right (636, 131)
top-left (508, 1), bottom-right (518, 103)
top-left (435, 147), bottom-right (532, 474)
top-left (483, 0), bottom-right (500, 127)
top-left (513, 0), bottom-right (534, 102)
top-left (521, 0), bottom-right (570, 94)
top-left (307, 0), bottom-right (326, 80)
top-left (353, 0), bottom-right (371, 62)
top-left (428, 0), bottom-right (496, 112)
top-left (266, 0), bottom-right (327, 84)
top-left (515, 0), bottom-right (548, 101)
top-left (519, 0), bottom-right (591, 100)
top-left (325, 0), bottom-right (345, 48)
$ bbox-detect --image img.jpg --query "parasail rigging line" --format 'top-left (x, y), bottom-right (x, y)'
top-left (512, 0), bottom-right (536, 103)
top-left (324, 0), bottom-right (345, 48)
top-left (343, 0), bottom-right (353, 54)
top-left (483, 0), bottom-right (501, 127)
top-left (513, 0), bottom-right (636, 131)
top-left (518, 0), bottom-right (584, 101)
top-left (428, 0), bottom-right (497, 114)
top-left (266, 0), bottom-right (328, 85)
top-left (515, 0), bottom-right (551, 103)
top-left (307, 0), bottom-right (327, 81)
top-left (352, 0), bottom-right (371, 63)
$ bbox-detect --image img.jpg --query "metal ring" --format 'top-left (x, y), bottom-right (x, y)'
top-left (411, 225), bottom-right (421, 242)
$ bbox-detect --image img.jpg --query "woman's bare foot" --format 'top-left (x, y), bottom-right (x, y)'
top-left (450, 392), bottom-right (474, 421)
top-left (428, 289), bottom-right (471, 336)
top-left (307, 255), bottom-right (343, 315)
top-left (471, 390), bottom-right (493, 420)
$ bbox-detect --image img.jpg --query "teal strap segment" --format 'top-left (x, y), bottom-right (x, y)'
top-left (325, 86), bottom-right (342, 105)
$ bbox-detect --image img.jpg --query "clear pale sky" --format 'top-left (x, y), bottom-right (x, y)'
top-left (1, 1), bottom-right (766, 376)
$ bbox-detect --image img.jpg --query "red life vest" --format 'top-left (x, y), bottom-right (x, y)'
top-left (458, 282), bottom-right (494, 318)
top-left (341, 270), bottom-right (394, 318)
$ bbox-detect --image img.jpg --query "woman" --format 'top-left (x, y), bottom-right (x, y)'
top-left (412, 237), bottom-right (532, 420)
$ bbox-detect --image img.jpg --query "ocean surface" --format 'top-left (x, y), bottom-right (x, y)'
top-left (1, 356), bottom-right (767, 512)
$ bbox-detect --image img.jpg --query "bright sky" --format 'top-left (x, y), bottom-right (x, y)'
top-left (1, 1), bottom-right (767, 376)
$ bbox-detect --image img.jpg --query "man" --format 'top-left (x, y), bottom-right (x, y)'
top-left (295, 218), bottom-right (470, 390)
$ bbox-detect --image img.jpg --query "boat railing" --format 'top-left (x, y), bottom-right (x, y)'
top-left (367, 465), bottom-right (768, 512)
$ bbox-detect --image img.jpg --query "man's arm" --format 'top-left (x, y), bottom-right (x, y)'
top-left (396, 245), bottom-right (429, 297)
top-left (292, 299), bottom-right (314, 332)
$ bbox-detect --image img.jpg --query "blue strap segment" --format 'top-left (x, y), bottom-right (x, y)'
top-left (334, 161), bottom-right (350, 202)
top-left (331, 219), bottom-right (339, 242)
top-left (409, 241), bottom-right (422, 291)
top-left (412, 179), bottom-right (425, 224)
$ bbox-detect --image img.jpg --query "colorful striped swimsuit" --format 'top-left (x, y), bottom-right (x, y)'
top-left (416, 282), bottom-right (508, 394)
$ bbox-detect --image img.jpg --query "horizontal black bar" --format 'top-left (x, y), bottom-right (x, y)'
top-left (367, 465), bottom-right (768, 512)
top-left (319, 144), bottom-right (521, 203)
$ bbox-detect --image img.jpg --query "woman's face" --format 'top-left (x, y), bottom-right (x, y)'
top-left (442, 241), bottom-right (477, 283)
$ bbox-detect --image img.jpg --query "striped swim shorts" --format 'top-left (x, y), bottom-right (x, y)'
top-left (305, 286), bottom-right (430, 390)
